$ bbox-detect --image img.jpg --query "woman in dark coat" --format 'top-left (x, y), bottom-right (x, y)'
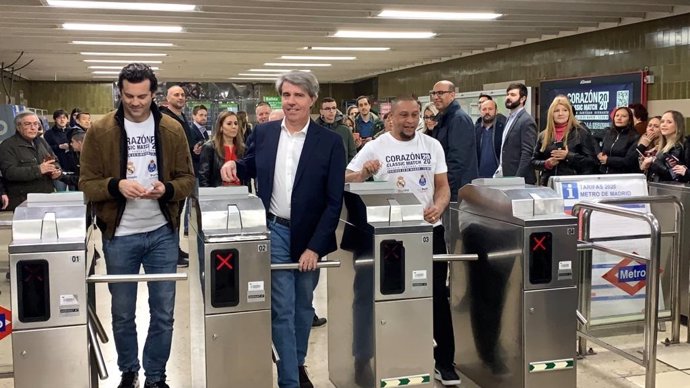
top-left (642, 111), bottom-right (688, 182)
top-left (597, 106), bottom-right (640, 174)
top-left (532, 95), bottom-right (598, 185)
top-left (198, 111), bottom-right (247, 187)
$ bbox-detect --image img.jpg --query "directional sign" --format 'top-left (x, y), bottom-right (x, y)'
top-left (0, 305), bottom-right (12, 341)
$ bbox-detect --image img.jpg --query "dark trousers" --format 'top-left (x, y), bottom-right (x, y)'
top-left (433, 225), bottom-right (455, 368)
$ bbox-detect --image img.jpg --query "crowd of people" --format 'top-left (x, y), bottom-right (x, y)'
top-left (1, 62), bottom-right (689, 388)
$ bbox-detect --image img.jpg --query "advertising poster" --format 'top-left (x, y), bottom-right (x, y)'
top-left (539, 73), bottom-right (645, 139)
top-left (549, 174), bottom-right (665, 322)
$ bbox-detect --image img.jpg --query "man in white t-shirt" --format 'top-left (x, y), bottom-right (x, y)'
top-left (80, 63), bottom-right (195, 388)
top-left (345, 96), bottom-right (460, 386)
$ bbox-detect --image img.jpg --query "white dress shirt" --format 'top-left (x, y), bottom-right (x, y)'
top-left (268, 118), bottom-right (309, 219)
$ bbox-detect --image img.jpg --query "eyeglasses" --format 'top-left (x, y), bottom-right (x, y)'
top-left (429, 90), bottom-right (453, 97)
top-left (423, 115), bottom-right (436, 120)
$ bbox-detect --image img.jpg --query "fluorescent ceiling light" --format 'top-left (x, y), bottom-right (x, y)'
top-left (238, 73), bottom-right (279, 77)
top-left (84, 59), bottom-right (163, 64)
top-left (92, 71), bottom-right (121, 74)
top-left (229, 77), bottom-right (279, 81)
top-left (280, 55), bottom-right (355, 61)
top-left (248, 69), bottom-right (311, 72)
top-left (47, 1), bottom-right (195, 12)
top-left (303, 46), bottom-right (390, 51)
top-left (81, 52), bottom-right (167, 57)
top-left (72, 41), bottom-right (173, 47)
top-left (377, 10), bottom-right (501, 21)
top-left (89, 65), bottom-right (159, 70)
top-left (264, 63), bottom-right (331, 67)
top-left (92, 76), bottom-right (117, 79)
top-left (333, 30), bottom-right (435, 39)
top-left (64, 23), bottom-right (183, 33)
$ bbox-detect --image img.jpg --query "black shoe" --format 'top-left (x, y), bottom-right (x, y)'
top-left (298, 365), bottom-right (314, 388)
top-left (144, 380), bottom-right (169, 388)
top-left (435, 364), bottom-right (461, 386)
top-left (178, 248), bottom-right (189, 259)
top-left (177, 255), bottom-right (189, 268)
top-left (312, 314), bottom-right (327, 327)
top-left (117, 371), bottom-right (139, 388)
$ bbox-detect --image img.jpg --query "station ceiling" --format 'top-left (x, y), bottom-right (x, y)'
top-left (0, 0), bottom-right (688, 83)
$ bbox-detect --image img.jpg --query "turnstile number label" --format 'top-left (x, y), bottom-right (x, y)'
top-left (258, 243), bottom-right (268, 252)
top-left (529, 232), bottom-right (553, 284)
top-left (380, 240), bottom-right (405, 295)
top-left (210, 249), bottom-right (240, 308)
top-left (16, 260), bottom-right (51, 322)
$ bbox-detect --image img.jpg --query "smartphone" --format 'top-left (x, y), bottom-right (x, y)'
top-left (636, 148), bottom-right (645, 158)
top-left (553, 141), bottom-right (564, 149)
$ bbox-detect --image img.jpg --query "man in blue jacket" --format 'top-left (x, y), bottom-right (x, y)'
top-left (431, 80), bottom-right (478, 201)
top-left (221, 71), bottom-right (345, 388)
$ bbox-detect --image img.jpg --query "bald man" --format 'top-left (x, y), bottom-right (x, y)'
top-left (430, 80), bottom-right (478, 201)
top-left (268, 109), bottom-right (285, 122)
top-left (159, 85), bottom-right (193, 267)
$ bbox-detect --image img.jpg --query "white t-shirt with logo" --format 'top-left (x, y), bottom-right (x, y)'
top-left (115, 114), bottom-right (168, 237)
top-left (347, 132), bottom-right (447, 225)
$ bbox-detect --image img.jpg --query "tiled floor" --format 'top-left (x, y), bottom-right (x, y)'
top-left (2, 232), bottom-right (690, 387)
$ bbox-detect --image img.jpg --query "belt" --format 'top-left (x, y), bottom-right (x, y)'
top-left (267, 213), bottom-right (291, 227)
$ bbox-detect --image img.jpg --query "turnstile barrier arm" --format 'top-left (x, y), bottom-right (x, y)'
top-left (270, 261), bottom-right (341, 270)
top-left (88, 304), bottom-right (109, 343)
top-left (433, 253), bottom-right (478, 262)
top-left (87, 319), bottom-right (109, 380)
top-left (87, 273), bottom-right (188, 283)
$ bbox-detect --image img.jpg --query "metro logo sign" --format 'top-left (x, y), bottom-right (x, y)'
top-left (0, 305), bottom-right (12, 341)
top-left (601, 257), bottom-right (659, 296)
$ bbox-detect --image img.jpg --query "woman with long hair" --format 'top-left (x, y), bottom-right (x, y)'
top-left (637, 115), bottom-right (662, 158)
top-left (422, 103), bottom-right (439, 135)
top-left (640, 110), bottom-right (686, 182)
top-left (237, 110), bottom-right (253, 140)
top-left (531, 95), bottom-right (597, 185)
top-left (198, 111), bottom-right (246, 187)
top-left (597, 106), bottom-right (640, 174)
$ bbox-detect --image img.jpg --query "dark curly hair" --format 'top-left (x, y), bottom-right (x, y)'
top-left (117, 63), bottom-right (158, 92)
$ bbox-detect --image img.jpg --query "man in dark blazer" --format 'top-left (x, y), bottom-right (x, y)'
top-left (496, 83), bottom-right (537, 184)
top-left (475, 99), bottom-right (506, 178)
top-left (430, 80), bottom-right (478, 201)
top-left (221, 71), bottom-right (345, 388)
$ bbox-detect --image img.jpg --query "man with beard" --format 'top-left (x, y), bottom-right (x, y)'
top-left (189, 105), bottom-right (210, 175)
top-left (495, 83), bottom-right (537, 184)
top-left (475, 99), bottom-right (506, 178)
top-left (160, 84), bottom-right (192, 267)
top-left (345, 96), bottom-right (458, 386)
top-left (430, 80), bottom-right (477, 202)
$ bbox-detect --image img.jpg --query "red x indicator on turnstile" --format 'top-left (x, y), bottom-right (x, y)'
top-left (216, 253), bottom-right (234, 271)
top-left (532, 235), bottom-right (547, 252)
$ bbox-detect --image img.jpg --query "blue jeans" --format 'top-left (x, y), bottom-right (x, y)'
top-left (102, 225), bottom-right (179, 384)
top-left (269, 221), bottom-right (318, 388)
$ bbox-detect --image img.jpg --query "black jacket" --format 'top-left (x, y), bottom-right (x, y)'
top-left (60, 150), bottom-right (80, 187)
top-left (315, 117), bottom-right (357, 163)
top-left (474, 116), bottom-right (506, 177)
top-left (44, 125), bottom-right (70, 167)
top-left (198, 143), bottom-right (250, 188)
top-left (647, 143), bottom-right (685, 182)
top-left (433, 100), bottom-right (478, 201)
top-left (531, 126), bottom-right (598, 186)
top-left (599, 125), bottom-right (640, 174)
top-left (160, 106), bottom-right (196, 172)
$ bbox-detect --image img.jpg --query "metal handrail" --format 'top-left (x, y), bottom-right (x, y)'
top-left (87, 273), bottom-right (188, 283)
top-left (573, 201), bottom-right (662, 388)
top-left (600, 195), bottom-right (684, 344)
top-left (270, 260), bottom-right (341, 270)
top-left (432, 253), bottom-right (478, 262)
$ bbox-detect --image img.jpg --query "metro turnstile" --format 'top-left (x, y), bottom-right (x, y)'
top-left (648, 182), bottom-right (690, 324)
top-left (10, 193), bottom-right (90, 388)
top-left (329, 182), bottom-right (434, 388)
top-left (449, 178), bottom-right (578, 388)
top-left (189, 186), bottom-right (273, 388)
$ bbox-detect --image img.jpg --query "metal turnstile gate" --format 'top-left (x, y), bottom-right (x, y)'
top-left (329, 182), bottom-right (435, 388)
top-left (449, 178), bottom-right (579, 388)
top-left (10, 193), bottom-right (90, 387)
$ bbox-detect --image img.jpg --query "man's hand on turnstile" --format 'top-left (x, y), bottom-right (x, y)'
top-left (220, 160), bottom-right (238, 183)
top-left (423, 204), bottom-right (442, 224)
top-left (298, 249), bottom-right (319, 272)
